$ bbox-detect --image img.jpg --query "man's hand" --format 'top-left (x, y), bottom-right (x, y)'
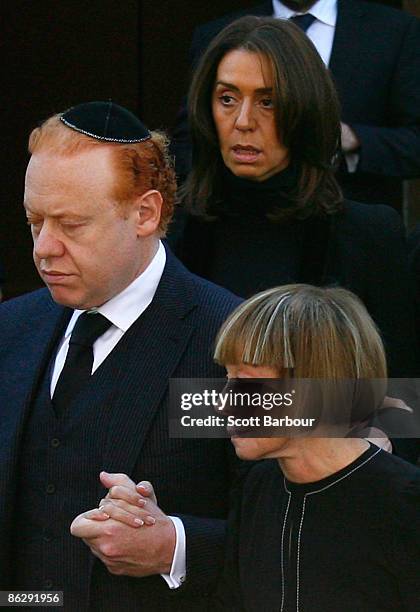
top-left (341, 122), bottom-right (360, 153)
top-left (70, 472), bottom-right (176, 576)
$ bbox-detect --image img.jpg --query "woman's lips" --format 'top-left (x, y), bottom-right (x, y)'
top-left (231, 146), bottom-right (261, 163)
top-left (227, 422), bottom-right (261, 437)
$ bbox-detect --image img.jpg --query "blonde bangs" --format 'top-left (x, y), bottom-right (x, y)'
top-left (214, 284), bottom-right (387, 379)
top-left (214, 287), bottom-right (296, 369)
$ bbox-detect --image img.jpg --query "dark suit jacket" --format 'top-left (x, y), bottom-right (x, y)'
top-left (0, 249), bottom-right (241, 611)
top-left (171, 0), bottom-right (420, 209)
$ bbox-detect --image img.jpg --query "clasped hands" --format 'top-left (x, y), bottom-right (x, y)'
top-left (70, 472), bottom-right (176, 577)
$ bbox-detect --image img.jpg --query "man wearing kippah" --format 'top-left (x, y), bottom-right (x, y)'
top-left (0, 101), bottom-right (240, 611)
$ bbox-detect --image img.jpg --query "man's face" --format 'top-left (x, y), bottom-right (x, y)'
top-left (24, 147), bottom-right (148, 309)
top-left (281, 0), bottom-right (317, 11)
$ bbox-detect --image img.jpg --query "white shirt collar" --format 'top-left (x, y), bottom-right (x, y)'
top-left (272, 0), bottom-right (337, 27)
top-left (64, 240), bottom-right (166, 337)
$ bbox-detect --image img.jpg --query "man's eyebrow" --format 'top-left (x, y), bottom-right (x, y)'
top-left (23, 207), bottom-right (88, 221)
top-left (214, 81), bottom-right (273, 94)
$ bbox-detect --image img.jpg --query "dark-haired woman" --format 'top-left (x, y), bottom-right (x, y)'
top-left (169, 17), bottom-right (418, 459)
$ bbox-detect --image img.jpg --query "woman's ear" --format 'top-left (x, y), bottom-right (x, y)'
top-left (134, 189), bottom-right (163, 237)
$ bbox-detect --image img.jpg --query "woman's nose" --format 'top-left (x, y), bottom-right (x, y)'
top-left (235, 100), bottom-right (255, 131)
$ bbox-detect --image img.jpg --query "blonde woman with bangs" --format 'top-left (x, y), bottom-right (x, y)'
top-left (212, 284), bottom-right (420, 612)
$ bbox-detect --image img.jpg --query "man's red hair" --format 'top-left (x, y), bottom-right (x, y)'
top-left (28, 115), bottom-right (176, 236)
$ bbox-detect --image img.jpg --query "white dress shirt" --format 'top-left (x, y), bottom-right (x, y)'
top-left (272, 0), bottom-right (336, 66)
top-left (51, 240), bottom-right (186, 588)
top-left (272, 0), bottom-right (359, 171)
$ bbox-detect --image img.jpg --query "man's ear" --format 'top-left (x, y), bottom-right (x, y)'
top-left (134, 189), bottom-right (163, 236)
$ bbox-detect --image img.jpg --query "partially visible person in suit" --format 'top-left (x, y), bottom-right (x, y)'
top-left (0, 101), bottom-right (241, 611)
top-left (210, 284), bottom-right (420, 611)
top-left (171, 0), bottom-right (420, 211)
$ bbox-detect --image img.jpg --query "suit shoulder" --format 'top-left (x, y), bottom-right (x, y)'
top-left (0, 288), bottom-right (53, 320)
top-left (195, 2), bottom-right (270, 37)
top-left (360, 0), bottom-right (418, 31)
top-left (0, 289), bottom-right (60, 350)
top-left (339, 200), bottom-right (403, 234)
top-left (166, 246), bottom-right (240, 310)
top-left (190, 272), bottom-right (242, 317)
top-left (191, 3), bottom-right (271, 60)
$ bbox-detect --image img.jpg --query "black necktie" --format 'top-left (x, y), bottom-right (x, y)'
top-left (52, 311), bottom-right (112, 417)
top-left (290, 14), bottom-right (316, 33)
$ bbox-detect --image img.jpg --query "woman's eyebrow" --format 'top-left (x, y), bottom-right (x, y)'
top-left (214, 81), bottom-right (240, 91)
top-left (214, 81), bottom-right (273, 94)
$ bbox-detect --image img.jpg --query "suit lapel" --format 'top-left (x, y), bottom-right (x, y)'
top-left (0, 296), bottom-right (70, 452)
top-left (102, 252), bottom-right (198, 475)
top-left (329, 0), bottom-right (365, 109)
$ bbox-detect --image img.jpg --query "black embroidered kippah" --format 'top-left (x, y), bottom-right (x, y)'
top-left (60, 101), bottom-right (151, 143)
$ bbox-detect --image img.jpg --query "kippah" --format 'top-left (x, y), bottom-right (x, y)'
top-left (60, 101), bottom-right (151, 143)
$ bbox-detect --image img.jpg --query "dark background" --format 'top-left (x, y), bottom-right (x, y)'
top-left (1, 0), bottom-right (415, 299)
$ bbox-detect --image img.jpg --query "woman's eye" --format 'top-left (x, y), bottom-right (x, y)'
top-left (260, 98), bottom-right (274, 109)
top-left (219, 94), bottom-right (235, 105)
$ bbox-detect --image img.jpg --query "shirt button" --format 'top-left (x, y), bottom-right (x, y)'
top-left (51, 438), bottom-right (60, 448)
top-left (44, 579), bottom-right (53, 589)
top-left (43, 534), bottom-right (53, 543)
top-left (46, 484), bottom-right (56, 494)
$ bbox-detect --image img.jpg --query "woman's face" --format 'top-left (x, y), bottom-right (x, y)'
top-left (226, 363), bottom-right (292, 461)
top-left (212, 49), bottom-right (289, 181)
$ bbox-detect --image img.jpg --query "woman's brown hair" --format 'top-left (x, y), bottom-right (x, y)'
top-left (181, 16), bottom-right (343, 221)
